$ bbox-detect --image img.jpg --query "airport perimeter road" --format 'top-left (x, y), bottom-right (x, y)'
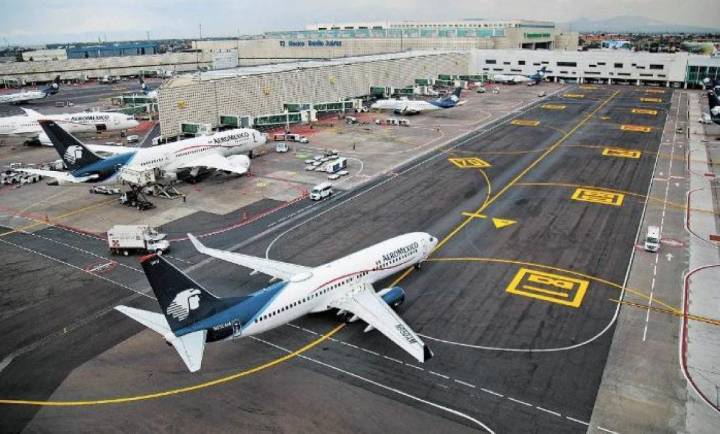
top-left (0, 85), bottom-right (670, 433)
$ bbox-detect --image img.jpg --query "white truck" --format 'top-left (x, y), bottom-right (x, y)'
top-left (107, 225), bottom-right (170, 256)
top-left (325, 157), bottom-right (348, 174)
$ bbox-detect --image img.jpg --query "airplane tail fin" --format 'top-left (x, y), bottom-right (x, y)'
top-left (140, 254), bottom-right (230, 333)
top-left (43, 75), bottom-right (61, 95)
top-left (709, 91), bottom-right (720, 120)
top-left (38, 120), bottom-right (103, 171)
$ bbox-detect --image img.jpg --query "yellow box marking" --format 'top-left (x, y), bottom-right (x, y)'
top-left (620, 124), bottom-right (652, 133)
top-left (511, 119), bottom-right (540, 127)
top-left (448, 157), bottom-right (491, 168)
top-left (542, 104), bottom-right (566, 110)
top-left (640, 97), bottom-right (662, 103)
top-left (506, 268), bottom-right (589, 308)
top-left (571, 188), bottom-right (625, 206)
top-left (631, 108), bottom-right (658, 116)
top-left (602, 147), bottom-right (642, 159)
top-left (644, 89), bottom-right (665, 94)
top-left (563, 93), bottom-right (585, 98)
top-left (579, 85), bottom-right (598, 90)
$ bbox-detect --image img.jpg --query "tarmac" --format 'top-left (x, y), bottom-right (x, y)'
top-left (1, 83), bottom-right (717, 433)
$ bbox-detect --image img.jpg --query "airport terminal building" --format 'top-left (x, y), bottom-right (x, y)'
top-left (194, 19), bottom-right (578, 62)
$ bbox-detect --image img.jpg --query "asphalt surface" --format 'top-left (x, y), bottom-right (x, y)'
top-left (0, 85), bottom-right (672, 433)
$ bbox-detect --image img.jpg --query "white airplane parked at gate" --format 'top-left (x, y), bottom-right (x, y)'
top-left (371, 87), bottom-right (464, 115)
top-left (0, 76), bottom-right (61, 104)
top-left (18, 120), bottom-right (265, 184)
top-left (115, 232), bottom-right (437, 372)
top-left (0, 108), bottom-right (139, 145)
top-left (492, 66), bottom-right (547, 85)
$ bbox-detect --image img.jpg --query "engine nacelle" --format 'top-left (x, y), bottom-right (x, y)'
top-left (378, 286), bottom-right (406, 309)
top-left (711, 106), bottom-right (720, 116)
top-left (227, 154), bottom-right (251, 172)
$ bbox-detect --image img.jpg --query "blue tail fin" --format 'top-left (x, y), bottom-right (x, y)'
top-left (140, 254), bottom-right (231, 333)
top-left (38, 120), bottom-right (103, 171)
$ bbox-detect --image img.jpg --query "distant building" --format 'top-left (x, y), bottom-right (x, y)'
top-left (21, 49), bottom-right (67, 61)
top-left (66, 42), bottom-right (158, 59)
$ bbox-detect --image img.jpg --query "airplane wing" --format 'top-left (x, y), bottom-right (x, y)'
top-left (15, 168), bottom-right (98, 183)
top-left (188, 233), bottom-right (310, 281)
top-left (86, 144), bottom-right (138, 155)
top-left (329, 283), bottom-right (432, 363)
top-left (177, 153), bottom-right (248, 175)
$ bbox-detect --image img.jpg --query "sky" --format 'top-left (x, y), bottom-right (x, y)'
top-left (1, 0), bottom-right (719, 45)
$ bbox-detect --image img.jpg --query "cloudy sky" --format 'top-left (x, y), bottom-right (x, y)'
top-left (1, 0), bottom-right (718, 45)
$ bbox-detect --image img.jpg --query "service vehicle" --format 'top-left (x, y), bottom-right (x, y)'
top-left (107, 225), bottom-right (169, 256)
top-left (126, 135), bottom-right (139, 143)
top-left (310, 182), bottom-right (333, 200)
top-left (699, 114), bottom-right (712, 124)
top-left (476, 87), bottom-right (486, 93)
top-left (89, 185), bottom-right (121, 195)
top-left (119, 190), bottom-right (155, 211)
top-left (275, 141), bottom-right (289, 153)
top-left (644, 225), bottom-right (660, 252)
top-left (325, 157), bottom-right (348, 174)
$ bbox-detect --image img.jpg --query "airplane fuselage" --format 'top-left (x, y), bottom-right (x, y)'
top-left (174, 232), bottom-right (437, 342)
top-left (125, 128), bottom-right (265, 174)
top-left (0, 112), bottom-right (139, 141)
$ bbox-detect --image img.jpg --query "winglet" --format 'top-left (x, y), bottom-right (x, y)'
top-left (20, 108), bottom-right (42, 118)
top-left (424, 345), bottom-right (434, 362)
top-left (187, 233), bottom-right (206, 253)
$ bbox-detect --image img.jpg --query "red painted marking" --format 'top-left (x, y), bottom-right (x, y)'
top-left (710, 234), bottom-right (720, 242)
top-left (139, 253), bottom-right (157, 263)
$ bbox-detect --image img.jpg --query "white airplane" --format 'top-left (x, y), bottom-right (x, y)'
top-left (371, 88), bottom-right (464, 115)
top-left (492, 67), bottom-right (547, 85)
top-left (115, 232), bottom-right (437, 372)
top-left (19, 119), bottom-right (265, 184)
top-left (0, 76), bottom-right (61, 104)
top-left (0, 108), bottom-right (139, 145)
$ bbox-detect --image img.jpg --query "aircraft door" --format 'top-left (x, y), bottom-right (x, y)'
top-left (95, 123), bottom-right (107, 132)
top-left (232, 320), bottom-right (242, 337)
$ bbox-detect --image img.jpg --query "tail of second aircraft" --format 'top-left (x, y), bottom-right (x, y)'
top-left (42, 75), bottom-right (61, 96)
top-left (708, 91), bottom-right (720, 123)
top-left (140, 254), bottom-right (232, 333)
top-left (38, 120), bottom-right (103, 171)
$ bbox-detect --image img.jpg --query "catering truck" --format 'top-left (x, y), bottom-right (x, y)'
top-left (107, 225), bottom-right (170, 256)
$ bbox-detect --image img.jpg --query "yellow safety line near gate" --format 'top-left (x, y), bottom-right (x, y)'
top-left (0, 198), bottom-right (117, 238)
top-left (0, 324), bottom-right (345, 406)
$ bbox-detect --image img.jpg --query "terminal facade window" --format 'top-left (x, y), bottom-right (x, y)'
top-left (518, 60), bottom-right (525, 65)
top-left (556, 61), bottom-right (577, 67)
top-left (486, 59), bottom-right (497, 64)
top-left (649, 64), bottom-right (664, 70)
top-left (614, 63), bottom-right (623, 68)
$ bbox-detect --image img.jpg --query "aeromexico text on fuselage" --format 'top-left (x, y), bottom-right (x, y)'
top-left (382, 242), bottom-right (419, 262)
top-left (211, 130), bottom-right (250, 145)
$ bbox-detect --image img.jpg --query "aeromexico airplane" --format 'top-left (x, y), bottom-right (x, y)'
top-left (116, 232), bottom-right (438, 372)
top-left (0, 108), bottom-right (139, 145)
top-left (19, 120), bottom-right (265, 184)
top-left (493, 66), bottom-right (547, 84)
top-left (371, 87), bottom-right (464, 115)
top-left (0, 75), bottom-right (61, 104)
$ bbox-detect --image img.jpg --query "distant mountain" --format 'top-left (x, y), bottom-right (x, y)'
top-left (560, 16), bottom-right (719, 34)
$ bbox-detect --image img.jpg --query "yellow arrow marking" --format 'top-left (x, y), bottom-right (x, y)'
top-left (492, 218), bottom-right (516, 229)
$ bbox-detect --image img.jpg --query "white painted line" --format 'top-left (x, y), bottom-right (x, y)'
top-left (361, 348), bottom-right (379, 356)
top-left (0, 355), bottom-right (14, 374)
top-left (480, 388), bottom-right (504, 398)
top-left (429, 370), bottom-right (450, 380)
top-left (566, 416), bottom-right (590, 426)
top-left (454, 379), bottom-right (476, 389)
top-left (405, 363), bottom-right (425, 371)
top-left (252, 336), bottom-right (496, 433)
top-left (535, 406), bottom-right (562, 417)
top-left (342, 342), bottom-right (358, 349)
top-left (597, 426), bottom-right (620, 434)
top-left (383, 355), bottom-right (403, 364)
top-left (507, 397), bottom-right (533, 407)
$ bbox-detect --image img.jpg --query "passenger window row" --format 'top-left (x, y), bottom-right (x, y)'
top-left (253, 271), bottom-right (370, 324)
